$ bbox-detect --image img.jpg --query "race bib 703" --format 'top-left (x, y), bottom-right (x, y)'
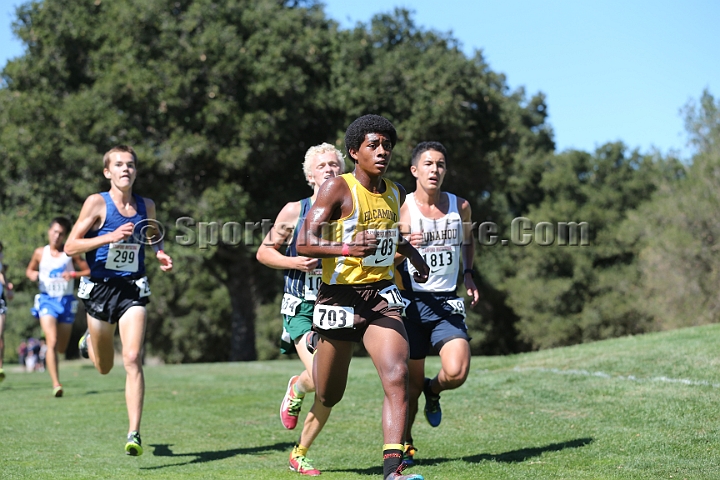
top-left (313, 305), bottom-right (354, 330)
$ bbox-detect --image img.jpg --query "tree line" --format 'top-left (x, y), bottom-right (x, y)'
top-left (1, 0), bottom-right (717, 362)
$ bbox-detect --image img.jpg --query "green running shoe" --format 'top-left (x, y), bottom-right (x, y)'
top-left (78, 330), bottom-right (90, 359)
top-left (125, 431), bottom-right (143, 456)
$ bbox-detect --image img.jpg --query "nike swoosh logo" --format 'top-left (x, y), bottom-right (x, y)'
top-left (374, 258), bottom-right (386, 264)
top-left (429, 268), bottom-right (443, 274)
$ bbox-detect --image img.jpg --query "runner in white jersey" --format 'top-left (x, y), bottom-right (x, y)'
top-left (26, 217), bottom-right (90, 397)
top-left (395, 141), bottom-right (480, 466)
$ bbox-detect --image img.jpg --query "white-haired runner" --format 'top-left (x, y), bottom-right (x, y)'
top-left (256, 142), bottom-right (345, 476)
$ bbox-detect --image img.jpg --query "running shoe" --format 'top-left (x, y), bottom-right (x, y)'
top-left (125, 431), bottom-right (143, 456)
top-left (78, 330), bottom-right (90, 359)
top-left (386, 462), bottom-right (424, 479)
top-left (53, 385), bottom-right (64, 397)
top-left (280, 375), bottom-right (304, 429)
top-left (423, 378), bottom-right (442, 427)
top-left (305, 330), bottom-right (319, 354)
top-left (402, 443), bottom-right (417, 467)
top-left (0, 367), bottom-right (5, 383)
top-left (289, 454), bottom-right (321, 476)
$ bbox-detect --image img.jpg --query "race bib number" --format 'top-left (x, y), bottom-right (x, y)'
top-left (447, 297), bottom-right (466, 318)
top-left (45, 279), bottom-right (70, 297)
top-left (417, 246), bottom-right (455, 276)
top-left (304, 268), bottom-right (323, 301)
top-left (313, 305), bottom-right (354, 330)
top-left (280, 293), bottom-right (302, 317)
top-left (105, 243), bottom-right (140, 272)
top-left (135, 276), bottom-right (152, 298)
top-left (361, 229), bottom-right (399, 267)
top-left (379, 285), bottom-right (405, 308)
top-left (77, 277), bottom-right (94, 300)
top-left (401, 297), bottom-right (411, 316)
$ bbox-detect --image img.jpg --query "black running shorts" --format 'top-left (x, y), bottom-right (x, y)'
top-left (312, 280), bottom-right (403, 342)
top-left (82, 276), bottom-right (150, 324)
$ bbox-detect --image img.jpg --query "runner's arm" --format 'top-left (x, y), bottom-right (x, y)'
top-left (459, 197), bottom-right (479, 306)
top-left (25, 247), bottom-right (42, 282)
top-left (64, 194), bottom-right (133, 256)
top-left (296, 177), bottom-right (376, 258)
top-left (145, 198), bottom-right (173, 272)
top-left (256, 201), bottom-right (320, 272)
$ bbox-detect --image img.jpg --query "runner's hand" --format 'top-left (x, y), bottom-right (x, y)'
top-left (109, 222), bottom-right (135, 243)
top-left (409, 251), bottom-right (429, 284)
top-left (408, 232), bottom-right (424, 248)
top-left (157, 251), bottom-right (173, 272)
top-left (349, 230), bottom-right (378, 257)
top-left (295, 257), bottom-right (321, 273)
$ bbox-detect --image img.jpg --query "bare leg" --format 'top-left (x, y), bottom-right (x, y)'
top-left (431, 338), bottom-right (471, 393)
top-left (405, 358), bottom-right (426, 442)
top-left (363, 316), bottom-right (410, 445)
top-left (297, 337), bottom-right (341, 449)
top-left (39, 315), bottom-right (72, 387)
top-left (86, 314), bottom-right (117, 374)
top-left (312, 335), bottom-right (354, 408)
top-left (117, 306), bottom-right (146, 434)
top-left (295, 332), bottom-right (316, 394)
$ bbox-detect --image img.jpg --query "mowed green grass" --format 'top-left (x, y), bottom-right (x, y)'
top-left (2, 325), bottom-right (720, 479)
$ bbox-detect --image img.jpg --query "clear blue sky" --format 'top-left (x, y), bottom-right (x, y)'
top-left (2, 0), bottom-right (718, 159)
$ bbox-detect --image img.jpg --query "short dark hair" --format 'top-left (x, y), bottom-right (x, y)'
top-left (344, 114), bottom-right (397, 159)
top-left (411, 141), bottom-right (448, 166)
top-left (50, 216), bottom-right (72, 233)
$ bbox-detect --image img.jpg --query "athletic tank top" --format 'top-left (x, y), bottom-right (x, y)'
top-left (283, 197), bottom-right (322, 299)
top-left (38, 245), bottom-right (75, 297)
top-left (398, 192), bottom-right (463, 293)
top-left (85, 192), bottom-right (147, 278)
top-left (321, 173), bottom-right (401, 285)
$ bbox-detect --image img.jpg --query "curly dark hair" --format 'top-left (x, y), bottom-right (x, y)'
top-left (411, 141), bottom-right (448, 166)
top-left (344, 114), bottom-right (397, 159)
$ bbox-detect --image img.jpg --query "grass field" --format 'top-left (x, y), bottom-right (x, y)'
top-left (2, 324), bottom-right (720, 479)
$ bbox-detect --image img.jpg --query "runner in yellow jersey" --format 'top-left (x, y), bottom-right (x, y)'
top-left (297, 114), bottom-right (430, 480)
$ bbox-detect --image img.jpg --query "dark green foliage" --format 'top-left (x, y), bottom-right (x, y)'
top-left (495, 143), bottom-right (678, 349)
top-left (3, 0), bottom-right (698, 361)
top-left (1, 0), bottom-right (341, 361)
top-left (630, 90), bottom-right (720, 330)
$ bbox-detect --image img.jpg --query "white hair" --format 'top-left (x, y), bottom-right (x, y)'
top-left (303, 143), bottom-right (346, 187)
